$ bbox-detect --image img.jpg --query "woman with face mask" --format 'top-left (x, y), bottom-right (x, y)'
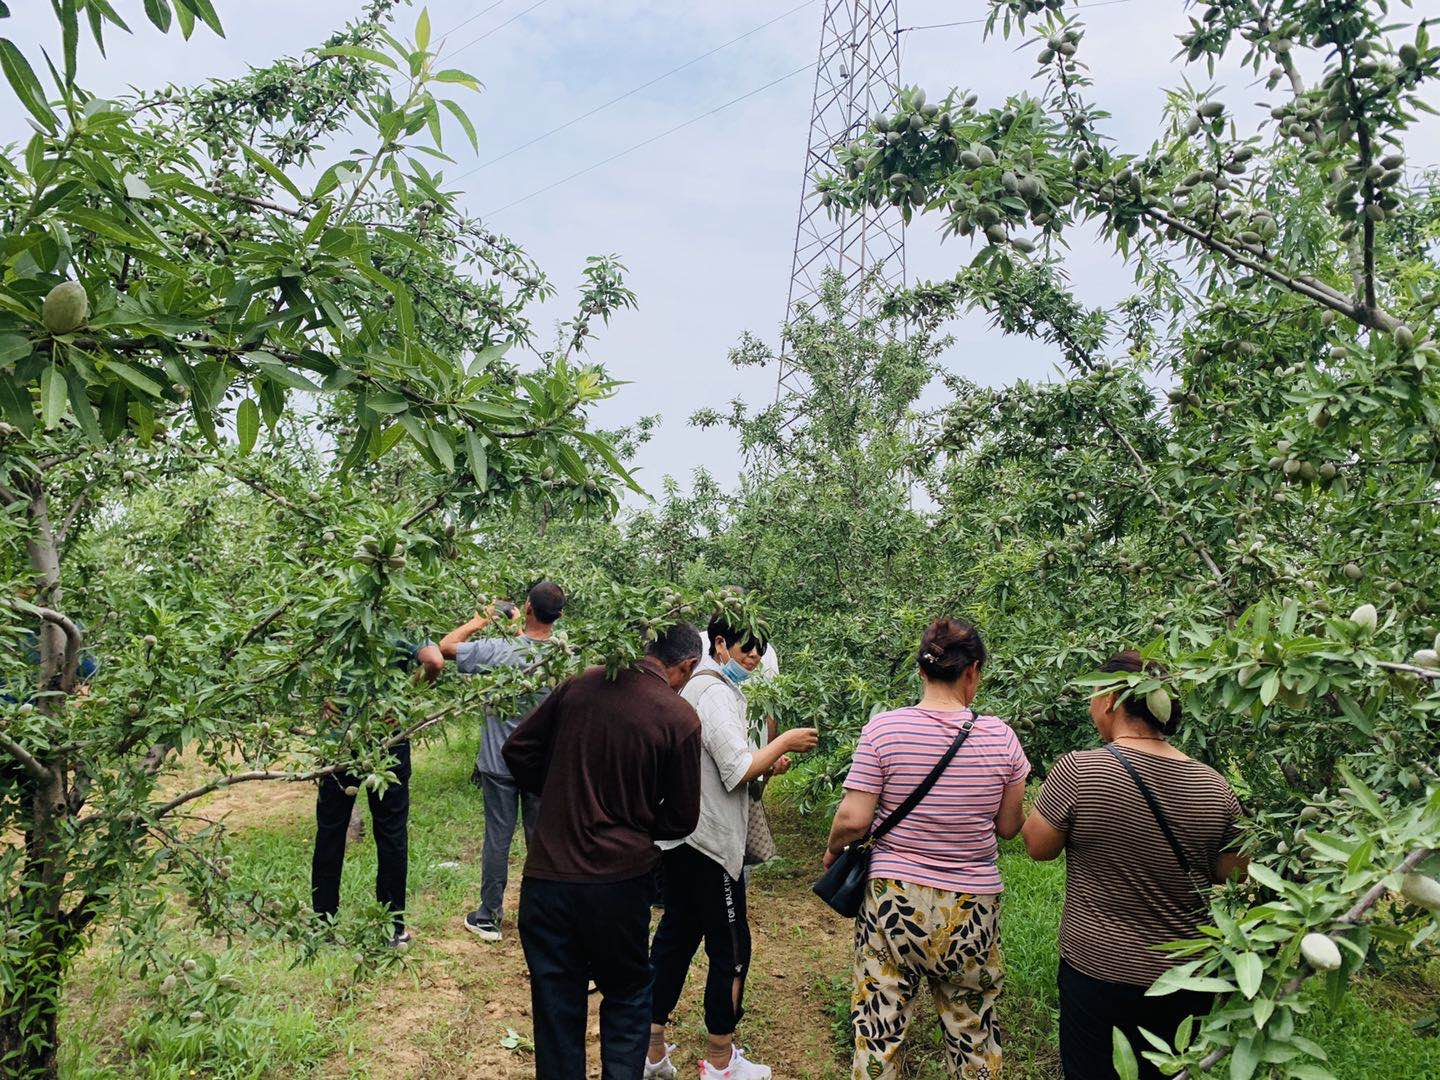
top-left (644, 618), bottom-right (818, 1080)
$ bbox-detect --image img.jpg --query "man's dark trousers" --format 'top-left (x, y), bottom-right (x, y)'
top-left (311, 740), bottom-right (411, 932)
top-left (518, 873), bottom-right (653, 1079)
top-left (477, 773), bottom-right (540, 924)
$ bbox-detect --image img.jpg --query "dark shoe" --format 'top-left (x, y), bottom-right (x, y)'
top-left (389, 929), bottom-right (413, 950)
top-left (464, 910), bottom-right (502, 942)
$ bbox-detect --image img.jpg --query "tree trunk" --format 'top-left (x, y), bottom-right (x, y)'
top-left (0, 476), bottom-right (70, 1079)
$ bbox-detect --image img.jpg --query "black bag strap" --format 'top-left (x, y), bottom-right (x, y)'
top-left (1104, 744), bottom-right (1207, 895)
top-left (868, 717), bottom-right (975, 845)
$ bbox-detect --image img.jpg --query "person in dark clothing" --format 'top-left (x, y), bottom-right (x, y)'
top-left (502, 622), bottom-right (705, 1080)
top-left (310, 640), bottom-right (442, 948)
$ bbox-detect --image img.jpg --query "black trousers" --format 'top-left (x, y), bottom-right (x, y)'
top-left (1058, 958), bottom-right (1213, 1080)
top-left (649, 844), bottom-right (751, 1036)
top-left (311, 741), bottom-right (411, 932)
top-left (519, 873), bottom-right (653, 1080)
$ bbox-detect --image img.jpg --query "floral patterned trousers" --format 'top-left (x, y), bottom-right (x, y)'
top-left (850, 878), bottom-right (1004, 1080)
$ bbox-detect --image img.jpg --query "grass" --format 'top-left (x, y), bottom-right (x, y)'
top-left (57, 737), bottom-right (1440, 1078)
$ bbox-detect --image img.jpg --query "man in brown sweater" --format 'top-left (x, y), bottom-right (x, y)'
top-left (503, 622), bottom-right (704, 1080)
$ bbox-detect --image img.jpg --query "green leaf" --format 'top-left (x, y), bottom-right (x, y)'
top-left (103, 359), bottom-right (164, 397)
top-left (337, 422), bottom-right (373, 477)
top-left (245, 351), bottom-right (319, 392)
top-left (439, 97), bottom-right (479, 152)
top-left (236, 397), bottom-right (258, 454)
top-left (1338, 763), bottom-right (1386, 819)
top-left (0, 333), bottom-right (32, 366)
top-left (241, 143), bottom-right (305, 204)
top-left (172, 0), bottom-right (194, 37)
top-left (318, 44), bottom-right (397, 70)
top-left (1230, 1035), bottom-right (1259, 1080)
top-left (414, 8), bottom-right (430, 51)
top-left (59, 0), bottom-right (78, 84)
top-left (0, 370), bottom-right (35, 435)
top-left (427, 426), bottom-right (454, 473)
top-left (142, 0), bottom-right (171, 33)
top-left (174, 0), bottom-right (222, 35)
top-left (63, 366), bottom-right (102, 445)
top-left (1260, 671), bottom-right (1280, 706)
top-left (433, 69), bottom-right (481, 89)
top-left (1246, 862), bottom-right (1290, 897)
top-left (465, 429), bottom-right (487, 489)
top-left (1111, 1029), bottom-right (1139, 1080)
top-left (0, 38), bottom-right (58, 131)
top-left (1233, 952), bottom-right (1263, 999)
top-left (41, 363), bottom-right (66, 428)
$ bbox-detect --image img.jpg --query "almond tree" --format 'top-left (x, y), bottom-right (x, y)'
top-left (0, 4), bottom-right (643, 1074)
top-left (822, 1), bottom-right (1440, 1075)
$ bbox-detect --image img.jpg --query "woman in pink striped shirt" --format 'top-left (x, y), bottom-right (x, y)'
top-left (823, 618), bottom-right (1030, 1080)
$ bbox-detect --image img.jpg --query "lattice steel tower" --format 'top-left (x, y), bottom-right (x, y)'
top-left (778, 0), bottom-right (905, 401)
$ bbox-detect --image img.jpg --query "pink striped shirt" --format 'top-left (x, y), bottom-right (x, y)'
top-left (844, 707), bottom-right (1030, 895)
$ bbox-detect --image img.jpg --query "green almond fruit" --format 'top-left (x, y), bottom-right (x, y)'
top-left (1349, 601), bottom-right (1377, 629)
top-left (1198, 100), bottom-right (1224, 118)
top-left (1145, 688), bottom-right (1173, 726)
top-left (984, 224), bottom-right (1007, 245)
top-left (1401, 873), bottom-right (1440, 911)
top-left (1412, 649), bottom-right (1440, 670)
top-left (42, 281), bottom-right (89, 334)
top-left (1300, 932), bottom-right (1343, 971)
top-left (959, 150), bottom-right (982, 170)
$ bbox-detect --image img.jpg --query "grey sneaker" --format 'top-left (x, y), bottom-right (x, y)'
top-left (643, 1046), bottom-right (678, 1079)
top-left (464, 910), bottom-right (502, 942)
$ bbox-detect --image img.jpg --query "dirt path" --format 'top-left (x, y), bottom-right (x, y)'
top-left (331, 806), bottom-right (852, 1078)
top-left (147, 743), bottom-right (855, 1078)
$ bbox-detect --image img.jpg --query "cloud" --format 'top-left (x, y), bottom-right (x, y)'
top-left (5, 1), bottom-right (1436, 500)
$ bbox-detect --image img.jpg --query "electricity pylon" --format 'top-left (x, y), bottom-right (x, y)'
top-left (777, 0), bottom-right (905, 403)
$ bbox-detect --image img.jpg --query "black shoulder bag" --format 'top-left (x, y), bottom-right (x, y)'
top-left (813, 717), bottom-right (974, 918)
top-left (1103, 744), bottom-right (1210, 901)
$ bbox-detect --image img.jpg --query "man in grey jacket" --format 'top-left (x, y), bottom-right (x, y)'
top-left (440, 580), bottom-right (566, 942)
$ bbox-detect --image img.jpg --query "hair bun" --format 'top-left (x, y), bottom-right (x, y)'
top-left (917, 618), bottom-right (987, 682)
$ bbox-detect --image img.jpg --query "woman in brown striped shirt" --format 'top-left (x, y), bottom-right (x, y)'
top-left (1022, 651), bottom-right (1246, 1080)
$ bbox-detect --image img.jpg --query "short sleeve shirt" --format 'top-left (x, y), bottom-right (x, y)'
top-left (844, 707), bottom-right (1030, 895)
top-left (1034, 746), bottom-right (1243, 986)
top-left (456, 636), bottom-right (546, 777)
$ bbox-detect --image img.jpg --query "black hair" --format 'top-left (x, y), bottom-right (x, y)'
top-left (706, 614), bottom-right (765, 658)
top-left (917, 618), bottom-right (987, 682)
top-left (1099, 649), bottom-right (1180, 735)
top-left (527, 580), bottom-right (566, 625)
top-left (648, 622), bottom-right (703, 667)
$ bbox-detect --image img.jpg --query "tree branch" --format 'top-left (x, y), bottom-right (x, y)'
top-left (147, 703), bottom-right (459, 822)
top-left (0, 729), bottom-right (51, 781)
top-left (1176, 846), bottom-right (1434, 1078)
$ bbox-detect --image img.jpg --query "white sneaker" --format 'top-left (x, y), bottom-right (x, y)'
top-left (642, 1045), bottom-right (678, 1079)
top-left (698, 1047), bottom-right (771, 1079)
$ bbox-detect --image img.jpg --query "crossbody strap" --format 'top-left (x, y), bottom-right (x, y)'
top-left (869, 717), bottom-right (975, 845)
top-left (1104, 744), bottom-right (1207, 897)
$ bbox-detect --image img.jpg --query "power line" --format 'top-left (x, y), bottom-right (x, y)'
top-left (437, 0), bottom-right (511, 41)
top-left (901, 0), bottom-right (1132, 33)
top-left (453, 0), bottom-right (819, 182)
top-left (439, 0), bottom-right (553, 62)
top-left (484, 60), bottom-right (818, 217)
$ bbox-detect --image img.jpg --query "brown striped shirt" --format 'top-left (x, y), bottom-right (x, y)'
top-left (1033, 746), bottom-right (1242, 986)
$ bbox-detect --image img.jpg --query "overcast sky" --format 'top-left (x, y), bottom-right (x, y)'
top-left (4, 1), bottom-right (1437, 501)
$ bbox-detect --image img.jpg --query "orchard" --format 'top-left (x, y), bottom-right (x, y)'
top-left (2, 1), bottom-right (1440, 1078)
